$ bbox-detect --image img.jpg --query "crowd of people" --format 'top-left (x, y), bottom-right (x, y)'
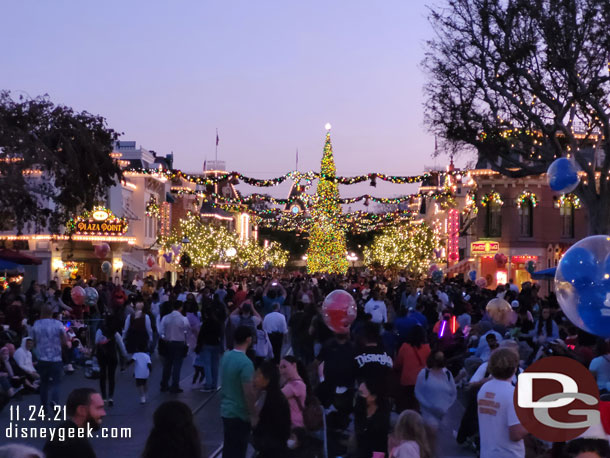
top-left (0, 270), bottom-right (609, 458)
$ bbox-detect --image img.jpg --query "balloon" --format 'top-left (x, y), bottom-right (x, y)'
top-left (555, 235), bottom-right (610, 337)
top-left (171, 244), bottom-right (182, 256)
top-left (525, 260), bottom-right (536, 274)
top-left (146, 255), bottom-right (156, 268)
top-left (486, 298), bottom-right (515, 326)
top-left (84, 287), bottom-right (98, 307)
top-left (468, 270), bottom-right (477, 282)
top-left (547, 158), bottom-right (580, 193)
top-left (558, 246), bottom-right (597, 288)
top-left (71, 286), bottom-right (86, 305)
top-left (432, 269), bottom-right (443, 283)
top-left (494, 253), bottom-right (507, 268)
top-left (101, 261), bottom-right (112, 274)
top-left (321, 290), bottom-right (357, 334)
top-left (429, 264), bottom-right (439, 275)
top-left (475, 277), bottom-right (487, 288)
top-left (112, 288), bottom-right (127, 307)
top-left (162, 252), bottom-right (173, 263)
top-left (94, 243), bottom-right (111, 259)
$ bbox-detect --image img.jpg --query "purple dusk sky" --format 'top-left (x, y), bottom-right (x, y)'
top-left (1, 1), bottom-right (469, 199)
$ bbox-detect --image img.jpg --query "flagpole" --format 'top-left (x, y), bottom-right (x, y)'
top-left (215, 128), bottom-right (218, 164)
top-left (296, 148), bottom-right (299, 171)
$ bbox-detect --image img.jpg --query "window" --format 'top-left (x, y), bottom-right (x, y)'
top-left (485, 202), bottom-right (502, 237)
top-left (561, 203), bottom-right (575, 238)
top-left (519, 201), bottom-right (533, 237)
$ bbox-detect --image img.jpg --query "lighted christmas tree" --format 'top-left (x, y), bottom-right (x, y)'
top-left (307, 126), bottom-right (349, 274)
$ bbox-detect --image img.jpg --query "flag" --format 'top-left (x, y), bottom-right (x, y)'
top-left (203, 160), bottom-right (207, 171)
top-left (216, 129), bottom-right (219, 146)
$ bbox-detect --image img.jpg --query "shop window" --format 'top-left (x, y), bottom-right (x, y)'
top-left (561, 204), bottom-right (575, 238)
top-left (485, 202), bottom-right (502, 237)
top-left (519, 201), bottom-right (533, 237)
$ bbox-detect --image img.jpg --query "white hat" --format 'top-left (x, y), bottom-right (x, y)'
top-left (511, 300), bottom-right (520, 309)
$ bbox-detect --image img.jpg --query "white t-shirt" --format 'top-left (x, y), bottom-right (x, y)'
top-left (589, 355), bottom-right (610, 392)
top-left (364, 299), bottom-right (387, 324)
top-left (262, 312), bottom-right (288, 334)
top-left (390, 440), bottom-right (420, 458)
top-left (132, 352), bottom-right (151, 379)
top-left (477, 378), bottom-right (525, 458)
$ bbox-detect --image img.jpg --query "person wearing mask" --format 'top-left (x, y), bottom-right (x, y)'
top-left (529, 305), bottom-right (559, 345)
top-left (364, 289), bottom-right (388, 324)
top-left (394, 325), bottom-right (431, 412)
top-left (95, 314), bottom-right (120, 406)
top-left (414, 351), bottom-right (456, 445)
top-left (388, 409), bottom-right (433, 458)
top-left (43, 387), bottom-right (106, 458)
top-left (141, 400), bottom-right (202, 458)
top-left (229, 300), bottom-right (262, 356)
top-left (159, 301), bottom-right (189, 393)
top-left (31, 303), bottom-right (68, 413)
top-left (194, 304), bottom-right (224, 392)
top-left (353, 377), bottom-right (391, 458)
top-left (279, 356), bottom-right (307, 431)
top-left (220, 325), bottom-right (257, 458)
top-left (477, 348), bottom-right (528, 458)
top-left (262, 303), bottom-right (288, 364)
top-left (252, 360), bottom-right (292, 458)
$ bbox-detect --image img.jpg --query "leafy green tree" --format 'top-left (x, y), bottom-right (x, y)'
top-left (0, 91), bottom-right (121, 233)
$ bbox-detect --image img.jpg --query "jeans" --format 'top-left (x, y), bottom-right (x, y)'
top-left (37, 360), bottom-right (63, 409)
top-left (161, 341), bottom-right (185, 390)
top-left (201, 345), bottom-right (221, 390)
top-left (222, 417), bottom-right (250, 458)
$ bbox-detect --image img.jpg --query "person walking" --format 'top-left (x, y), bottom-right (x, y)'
top-left (43, 387), bottom-right (106, 458)
top-left (95, 314), bottom-right (120, 406)
top-left (262, 303), bottom-right (287, 364)
top-left (477, 348), bottom-right (528, 458)
top-left (252, 360), bottom-right (291, 458)
top-left (131, 342), bottom-right (152, 404)
top-left (394, 325), bottom-right (430, 412)
top-left (194, 303), bottom-right (224, 391)
top-left (123, 296), bottom-right (153, 354)
top-left (159, 301), bottom-right (189, 393)
top-left (220, 325), bottom-right (257, 458)
top-left (30, 303), bottom-right (68, 414)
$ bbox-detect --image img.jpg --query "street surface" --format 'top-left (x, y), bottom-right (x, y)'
top-left (0, 352), bottom-right (475, 458)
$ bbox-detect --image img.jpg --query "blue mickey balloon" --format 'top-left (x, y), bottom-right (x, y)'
top-left (558, 246), bottom-right (597, 288)
top-left (547, 158), bottom-right (580, 193)
top-left (468, 270), bottom-right (477, 282)
top-left (555, 235), bottom-right (610, 337)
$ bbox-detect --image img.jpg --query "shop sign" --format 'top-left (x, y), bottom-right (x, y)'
top-left (471, 241), bottom-right (499, 255)
top-left (67, 206), bottom-right (129, 236)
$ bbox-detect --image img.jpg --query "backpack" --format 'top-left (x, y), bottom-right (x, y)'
top-left (424, 368), bottom-right (452, 382)
top-left (295, 392), bottom-right (324, 432)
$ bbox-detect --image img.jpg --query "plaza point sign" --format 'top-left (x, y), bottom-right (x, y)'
top-left (471, 241), bottom-right (499, 255)
top-left (67, 206), bottom-right (129, 236)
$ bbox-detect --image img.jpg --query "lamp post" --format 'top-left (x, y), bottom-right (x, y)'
top-left (181, 237), bottom-right (190, 282)
top-left (347, 252), bottom-right (358, 269)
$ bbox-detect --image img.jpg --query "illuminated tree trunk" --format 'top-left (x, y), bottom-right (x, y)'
top-left (307, 131), bottom-right (349, 274)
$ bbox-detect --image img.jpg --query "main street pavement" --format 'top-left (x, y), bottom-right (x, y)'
top-left (0, 353), bottom-right (476, 458)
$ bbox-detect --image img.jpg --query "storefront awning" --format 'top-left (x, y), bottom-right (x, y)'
top-left (121, 255), bottom-right (148, 272)
top-left (445, 258), bottom-right (474, 276)
top-left (531, 267), bottom-right (556, 280)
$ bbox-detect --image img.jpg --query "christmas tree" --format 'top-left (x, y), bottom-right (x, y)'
top-left (307, 127), bottom-right (349, 274)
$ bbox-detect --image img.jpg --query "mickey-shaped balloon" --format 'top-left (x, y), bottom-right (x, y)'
top-left (555, 235), bottom-right (610, 337)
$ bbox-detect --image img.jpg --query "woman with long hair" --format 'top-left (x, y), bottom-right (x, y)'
top-left (529, 305), bottom-right (559, 345)
top-left (95, 313), bottom-right (120, 406)
top-left (141, 400), bottom-right (201, 458)
top-left (252, 360), bottom-right (291, 458)
top-left (394, 325), bottom-right (430, 412)
top-left (353, 377), bottom-right (391, 458)
top-left (389, 409), bottom-right (432, 458)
